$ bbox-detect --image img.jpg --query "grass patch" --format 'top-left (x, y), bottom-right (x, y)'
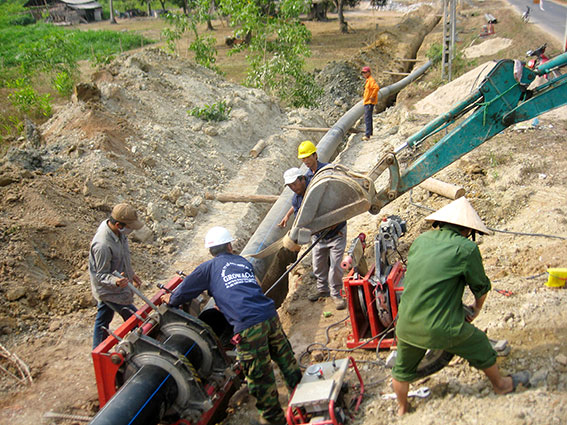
top-left (0, 3), bottom-right (155, 145)
top-left (0, 23), bottom-right (153, 68)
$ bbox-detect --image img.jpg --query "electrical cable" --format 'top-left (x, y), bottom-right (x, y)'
top-left (487, 227), bottom-right (567, 240)
top-left (375, 316), bottom-right (397, 358)
top-left (409, 190), bottom-right (567, 240)
top-left (298, 313), bottom-right (394, 368)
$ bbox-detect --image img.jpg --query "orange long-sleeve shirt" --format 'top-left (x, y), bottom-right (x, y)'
top-left (363, 75), bottom-right (380, 105)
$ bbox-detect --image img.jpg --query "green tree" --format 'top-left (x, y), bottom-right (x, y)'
top-left (219, 0), bottom-right (322, 107)
top-left (162, 1), bottom-right (221, 73)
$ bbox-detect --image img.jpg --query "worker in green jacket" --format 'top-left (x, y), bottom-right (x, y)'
top-left (391, 197), bottom-right (529, 415)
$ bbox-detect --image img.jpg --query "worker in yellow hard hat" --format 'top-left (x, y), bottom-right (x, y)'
top-left (294, 141), bottom-right (348, 310)
top-left (297, 140), bottom-right (323, 178)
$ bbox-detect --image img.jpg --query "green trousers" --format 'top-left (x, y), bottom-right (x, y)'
top-left (236, 315), bottom-right (302, 424)
top-left (392, 325), bottom-right (497, 382)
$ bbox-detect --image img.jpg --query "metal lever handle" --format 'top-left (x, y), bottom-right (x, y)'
top-left (381, 386), bottom-right (431, 400)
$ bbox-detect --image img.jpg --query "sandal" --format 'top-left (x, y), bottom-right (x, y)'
top-left (510, 371), bottom-right (531, 392)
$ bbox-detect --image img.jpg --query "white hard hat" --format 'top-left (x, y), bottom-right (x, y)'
top-left (283, 167), bottom-right (303, 185)
top-left (425, 197), bottom-right (490, 235)
top-left (204, 226), bottom-right (235, 248)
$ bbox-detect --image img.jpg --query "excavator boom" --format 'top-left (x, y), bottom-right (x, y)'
top-left (289, 53), bottom-right (567, 244)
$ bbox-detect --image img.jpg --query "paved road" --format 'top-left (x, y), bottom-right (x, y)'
top-left (505, 0), bottom-right (567, 47)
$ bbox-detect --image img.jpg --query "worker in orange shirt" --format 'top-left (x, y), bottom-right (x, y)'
top-left (361, 66), bottom-right (380, 141)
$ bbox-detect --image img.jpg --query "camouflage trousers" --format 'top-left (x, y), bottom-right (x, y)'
top-left (236, 315), bottom-right (302, 424)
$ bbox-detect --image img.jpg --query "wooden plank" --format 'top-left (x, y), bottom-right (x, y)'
top-left (419, 178), bottom-right (465, 200)
top-left (250, 139), bottom-right (267, 158)
top-left (208, 193), bottom-right (279, 203)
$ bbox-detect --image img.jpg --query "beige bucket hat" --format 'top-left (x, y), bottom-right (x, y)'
top-left (425, 197), bottom-right (490, 235)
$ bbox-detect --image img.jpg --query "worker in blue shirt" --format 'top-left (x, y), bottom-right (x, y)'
top-left (162, 226), bottom-right (301, 425)
top-left (278, 167), bottom-right (308, 228)
top-left (295, 141), bottom-right (348, 310)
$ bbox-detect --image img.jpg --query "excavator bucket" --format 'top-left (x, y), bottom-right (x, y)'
top-left (289, 164), bottom-right (375, 244)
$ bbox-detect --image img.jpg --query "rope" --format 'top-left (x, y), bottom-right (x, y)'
top-left (478, 82), bottom-right (519, 126)
top-left (409, 191), bottom-right (567, 240)
top-left (264, 229), bottom-right (329, 296)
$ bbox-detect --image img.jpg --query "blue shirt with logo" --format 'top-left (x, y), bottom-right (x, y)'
top-left (169, 252), bottom-right (276, 333)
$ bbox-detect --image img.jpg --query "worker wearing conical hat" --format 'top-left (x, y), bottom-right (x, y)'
top-left (391, 197), bottom-right (529, 416)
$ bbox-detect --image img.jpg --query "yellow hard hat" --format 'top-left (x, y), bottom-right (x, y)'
top-left (297, 140), bottom-right (317, 159)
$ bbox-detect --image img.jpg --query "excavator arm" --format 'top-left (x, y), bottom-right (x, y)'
top-left (289, 53), bottom-right (567, 244)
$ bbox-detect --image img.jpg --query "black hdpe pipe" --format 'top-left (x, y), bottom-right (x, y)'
top-left (89, 336), bottom-right (198, 425)
top-left (90, 364), bottom-right (176, 425)
top-left (241, 60), bottom-right (432, 304)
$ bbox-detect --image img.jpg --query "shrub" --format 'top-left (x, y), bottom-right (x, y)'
top-left (8, 84), bottom-right (52, 117)
top-left (188, 101), bottom-right (231, 122)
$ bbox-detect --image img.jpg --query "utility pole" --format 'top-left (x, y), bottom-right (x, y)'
top-left (441, 0), bottom-right (457, 81)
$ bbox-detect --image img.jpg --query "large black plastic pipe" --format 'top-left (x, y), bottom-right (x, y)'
top-left (89, 364), bottom-right (176, 425)
top-left (241, 61), bottom-right (432, 303)
top-left (89, 333), bottom-right (198, 425)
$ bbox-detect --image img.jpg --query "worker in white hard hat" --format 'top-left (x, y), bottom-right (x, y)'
top-left (278, 167), bottom-right (307, 228)
top-left (391, 197), bottom-right (530, 416)
top-left (278, 166), bottom-right (347, 310)
top-left (161, 227), bottom-right (301, 425)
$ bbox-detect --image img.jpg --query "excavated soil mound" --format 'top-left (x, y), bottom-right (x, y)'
top-left (464, 37), bottom-right (513, 58)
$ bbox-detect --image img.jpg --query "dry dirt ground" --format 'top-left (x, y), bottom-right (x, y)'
top-left (1, 1), bottom-right (567, 424)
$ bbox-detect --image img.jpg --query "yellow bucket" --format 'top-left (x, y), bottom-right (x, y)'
top-left (545, 268), bottom-right (567, 288)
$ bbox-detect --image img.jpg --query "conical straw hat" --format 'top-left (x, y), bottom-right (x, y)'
top-left (425, 197), bottom-right (490, 235)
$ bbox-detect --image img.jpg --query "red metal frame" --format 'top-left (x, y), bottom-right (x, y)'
top-left (91, 275), bottom-right (183, 407)
top-left (344, 261), bottom-right (405, 350)
top-left (285, 357), bottom-right (364, 425)
top-left (91, 274), bottom-right (242, 425)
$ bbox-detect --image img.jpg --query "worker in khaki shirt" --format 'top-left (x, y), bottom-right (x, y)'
top-left (361, 65), bottom-right (379, 140)
top-left (391, 197), bottom-right (530, 415)
top-left (89, 203), bottom-right (144, 349)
